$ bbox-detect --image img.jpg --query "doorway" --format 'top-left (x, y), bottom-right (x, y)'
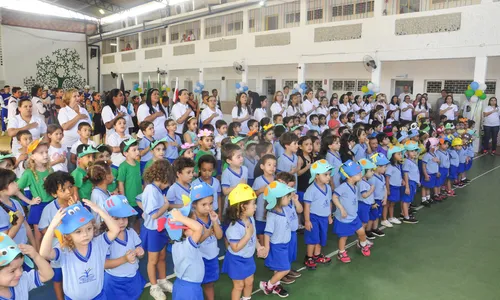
top-left (262, 79), bottom-right (276, 100)
top-left (394, 80), bottom-right (414, 96)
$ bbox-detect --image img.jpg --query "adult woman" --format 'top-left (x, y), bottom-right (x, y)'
top-left (137, 88), bottom-right (168, 140)
top-left (200, 95), bottom-right (223, 127)
top-left (362, 94), bottom-right (373, 115)
top-left (232, 92), bottom-right (252, 134)
top-left (92, 92), bottom-right (105, 142)
top-left (339, 94), bottom-right (351, 114)
top-left (171, 89), bottom-right (194, 136)
top-left (252, 95), bottom-right (268, 122)
top-left (414, 96), bottom-right (430, 120)
top-left (351, 95), bottom-right (363, 113)
top-left (101, 89), bottom-right (130, 136)
top-left (439, 95), bottom-right (458, 121)
top-left (329, 94), bottom-right (340, 111)
top-left (399, 95), bottom-right (414, 122)
top-left (187, 92), bottom-right (199, 118)
top-left (286, 93), bottom-right (301, 117)
top-left (301, 89), bottom-right (316, 119)
top-left (482, 97), bottom-right (500, 155)
top-left (389, 95), bottom-right (400, 121)
top-left (270, 91), bottom-right (286, 117)
top-left (7, 98), bottom-right (47, 155)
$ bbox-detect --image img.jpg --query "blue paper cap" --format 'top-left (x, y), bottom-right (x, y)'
top-left (165, 195), bottom-right (192, 241)
top-left (190, 182), bottom-right (214, 202)
top-left (339, 160), bottom-right (362, 180)
top-left (358, 158), bottom-right (376, 170)
top-left (57, 203), bottom-right (94, 235)
top-left (370, 153), bottom-right (390, 166)
top-left (0, 233), bottom-right (34, 269)
top-left (103, 195), bottom-right (138, 218)
top-left (408, 129), bottom-right (419, 139)
top-left (404, 140), bottom-right (420, 152)
top-left (387, 145), bottom-right (405, 159)
top-left (397, 131), bottom-right (409, 143)
top-left (309, 159), bottom-right (334, 184)
top-left (263, 181), bottom-right (295, 210)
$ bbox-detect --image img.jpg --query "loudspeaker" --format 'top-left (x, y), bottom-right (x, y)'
top-left (90, 48), bottom-right (97, 59)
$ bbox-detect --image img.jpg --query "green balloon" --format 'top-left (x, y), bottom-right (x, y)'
top-left (465, 89), bottom-right (475, 98)
top-left (479, 93), bottom-right (487, 100)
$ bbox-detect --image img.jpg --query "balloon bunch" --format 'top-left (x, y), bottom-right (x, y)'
top-left (361, 82), bottom-right (380, 96)
top-left (464, 81), bottom-right (487, 102)
top-left (235, 82), bottom-right (249, 94)
top-left (193, 81), bottom-right (204, 94)
top-left (133, 83), bottom-right (143, 93)
top-left (291, 82), bottom-right (307, 94)
top-left (161, 84), bottom-right (171, 92)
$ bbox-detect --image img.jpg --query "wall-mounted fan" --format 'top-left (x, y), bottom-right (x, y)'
top-left (363, 55), bottom-right (377, 73)
top-left (233, 61), bottom-right (245, 75)
top-left (157, 68), bottom-right (167, 75)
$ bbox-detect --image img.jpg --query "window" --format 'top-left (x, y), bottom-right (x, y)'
top-left (249, 19), bottom-right (255, 29)
top-left (399, 0), bottom-right (420, 14)
top-left (332, 81), bottom-right (343, 90)
top-left (206, 12), bottom-right (243, 38)
top-left (343, 4), bottom-right (354, 15)
top-left (307, 8), bottom-right (323, 20)
top-left (265, 15), bottom-right (279, 30)
top-left (443, 80), bottom-right (471, 94)
top-left (356, 1), bottom-right (374, 14)
top-left (284, 80), bottom-right (298, 88)
top-left (357, 81), bottom-right (369, 91)
top-left (332, 6), bottom-right (342, 17)
top-left (426, 81), bottom-right (443, 93)
top-left (285, 12), bottom-right (300, 24)
top-left (206, 25), bottom-right (222, 36)
top-left (171, 32), bottom-right (179, 41)
top-left (344, 80), bottom-right (355, 91)
top-left (485, 81), bottom-right (497, 94)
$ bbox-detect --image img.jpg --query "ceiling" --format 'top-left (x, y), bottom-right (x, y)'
top-left (40, 0), bottom-right (157, 19)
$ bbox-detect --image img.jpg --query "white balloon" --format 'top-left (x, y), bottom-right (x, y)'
top-left (239, 87), bottom-right (244, 92)
top-left (479, 83), bottom-right (487, 91)
top-left (373, 86), bottom-right (380, 93)
top-left (470, 95), bottom-right (478, 102)
top-left (236, 89), bottom-right (240, 94)
top-left (293, 83), bottom-right (299, 89)
top-left (367, 83), bottom-right (374, 90)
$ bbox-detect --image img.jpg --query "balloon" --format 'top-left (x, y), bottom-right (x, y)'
top-left (470, 81), bottom-right (479, 90)
top-left (474, 89), bottom-right (484, 97)
top-left (465, 89), bottom-right (475, 98)
top-left (367, 83), bottom-right (374, 90)
top-left (479, 83), bottom-right (487, 91)
top-left (235, 82), bottom-right (241, 89)
top-left (133, 83), bottom-right (139, 90)
top-left (361, 86), bottom-right (369, 93)
top-left (236, 89), bottom-right (240, 94)
top-left (373, 86), bottom-right (380, 93)
top-left (367, 91), bottom-right (374, 96)
top-left (298, 88), bottom-right (304, 94)
top-left (291, 89), bottom-right (297, 94)
top-left (479, 93), bottom-right (487, 100)
top-left (239, 87), bottom-right (244, 93)
top-left (243, 86), bottom-right (249, 92)
top-left (467, 85), bottom-right (471, 90)
top-left (166, 87), bottom-right (171, 92)
top-left (137, 87), bottom-right (142, 93)
top-left (293, 83), bottom-right (299, 89)
top-left (470, 95), bottom-right (478, 102)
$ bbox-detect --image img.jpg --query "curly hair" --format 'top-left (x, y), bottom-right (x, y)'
top-left (88, 161), bottom-right (111, 185)
top-left (143, 160), bottom-right (176, 185)
top-left (225, 201), bottom-right (253, 226)
top-left (44, 171), bottom-right (75, 197)
top-left (173, 157), bottom-right (195, 175)
top-left (61, 221), bottom-right (97, 250)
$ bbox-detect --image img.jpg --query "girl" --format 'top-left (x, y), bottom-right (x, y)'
top-left (346, 112), bottom-right (355, 129)
top-left (260, 181), bottom-right (296, 297)
top-left (389, 95), bottom-right (400, 121)
top-left (180, 143), bottom-right (196, 160)
top-left (222, 183), bottom-right (265, 300)
top-left (320, 135), bottom-right (342, 189)
top-left (436, 138), bottom-right (453, 197)
top-left (102, 195), bottom-right (146, 300)
top-left (143, 139), bottom-right (167, 173)
top-left (421, 138), bottom-right (441, 203)
top-left (107, 117), bottom-right (131, 168)
top-left (339, 133), bottom-right (355, 163)
top-left (244, 142), bottom-right (258, 187)
top-left (228, 122), bottom-right (242, 137)
top-left (193, 155), bottom-right (222, 219)
top-left (253, 96), bottom-right (268, 122)
top-left (165, 119), bottom-right (182, 163)
top-left (333, 160), bottom-right (370, 263)
top-left (252, 154), bottom-right (276, 245)
top-left (384, 145), bottom-right (405, 226)
top-left (39, 200), bottom-right (120, 300)
top-left (367, 153), bottom-right (389, 233)
top-left (139, 121), bottom-right (155, 174)
top-left (297, 136), bottom-right (313, 199)
top-left (386, 110), bottom-right (396, 126)
top-left (401, 141), bottom-right (420, 223)
top-left (141, 160), bottom-right (176, 299)
top-left (286, 93), bottom-right (301, 117)
top-left (316, 97), bottom-right (329, 117)
top-left (319, 114), bottom-right (328, 133)
top-left (449, 138), bottom-right (462, 191)
top-left (194, 129), bottom-right (215, 175)
top-left (261, 124), bottom-right (274, 144)
top-left (89, 162), bottom-right (114, 225)
top-left (352, 128), bottom-right (368, 162)
top-left (356, 159), bottom-right (377, 239)
top-left (191, 182), bottom-right (223, 300)
top-left (72, 144), bottom-right (97, 201)
top-left (183, 116), bottom-right (199, 145)
top-left (47, 124), bottom-right (68, 172)
top-left (311, 136), bottom-right (320, 160)
top-left (232, 93), bottom-right (252, 134)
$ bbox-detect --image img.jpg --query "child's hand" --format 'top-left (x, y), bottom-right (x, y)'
top-left (82, 199), bottom-right (99, 211)
top-left (437, 172), bottom-right (441, 178)
top-left (135, 247), bottom-right (145, 257)
top-left (209, 210), bottom-right (218, 222)
top-left (244, 222), bottom-right (254, 237)
top-left (432, 157), bottom-right (440, 163)
top-left (68, 196), bottom-right (78, 206)
top-left (257, 246), bottom-right (268, 258)
top-left (305, 220), bottom-right (313, 231)
top-left (292, 193), bottom-right (299, 203)
top-left (425, 175), bottom-right (430, 181)
top-left (340, 208), bottom-right (347, 219)
top-left (382, 199), bottom-right (387, 206)
top-left (405, 187), bottom-right (410, 195)
top-left (18, 244), bottom-right (38, 258)
top-left (31, 197), bottom-right (41, 205)
top-left (372, 203), bottom-right (379, 209)
top-left (125, 250), bottom-right (137, 264)
top-left (328, 215), bottom-right (333, 224)
top-left (51, 208), bottom-right (66, 227)
top-left (170, 209), bottom-right (182, 222)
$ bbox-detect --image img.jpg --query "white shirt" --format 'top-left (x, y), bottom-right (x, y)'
top-left (461, 101), bottom-right (473, 120)
top-left (483, 106), bottom-right (500, 127)
top-left (48, 145), bottom-right (68, 172)
top-left (7, 96), bottom-right (19, 121)
top-left (106, 132), bottom-right (131, 167)
top-left (400, 101), bottom-right (414, 121)
top-left (389, 103), bottom-right (400, 121)
top-left (101, 105), bottom-right (129, 136)
top-left (316, 106), bottom-right (329, 117)
top-left (253, 108), bottom-right (267, 122)
top-left (231, 106), bottom-right (251, 134)
top-left (312, 98), bottom-right (320, 108)
top-left (137, 103), bottom-right (168, 140)
top-left (31, 96), bottom-right (46, 117)
top-left (171, 102), bottom-right (194, 134)
top-left (270, 102), bottom-right (286, 117)
top-left (339, 103), bottom-right (350, 114)
top-left (362, 102), bottom-right (372, 114)
top-left (70, 140), bottom-right (97, 155)
top-left (58, 106), bottom-right (91, 149)
top-left (301, 99), bottom-right (314, 116)
top-left (286, 105), bottom-right (300, 117)
top-left (200, 106), bottom-right (223, 127)
top-left (440, 103), bottom-right (458, 121)
top-left (398, 93), bottom-right (413, 102)
top-left (8, 114), bottom-right (47, 154)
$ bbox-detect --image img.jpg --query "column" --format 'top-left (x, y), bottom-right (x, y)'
top-left (138, 32), bottom-right (143, 49)
top-left (297, 63), bottom-right (305, 84)
top-left (371, 60), bottom-right (382, 86)
top-left (116, 37), bottom-right (120, 52)
top-left (243, 9), bottom-right (249, 34)
top-left (200, 17), bottom-right (205, 40)
top-left (472, 56), bottom-right (488, 152)
top-left (199, 67), bottom-right (204, 84)
top-left (299, 0), bottom-right (307, 27)
top-left (373, 0), bottom-right (385, 17)
top-left (139, 72), bottom-right (143, 90)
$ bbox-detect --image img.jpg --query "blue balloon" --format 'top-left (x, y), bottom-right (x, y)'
top-left (243, 86), bottom-right (249, 92)
top-left (235, 82), bottom-right (241, 89)
top-left (300, 83), bottom-right (306, 90)
top-left (366, 91), bottom-right (374, 96)
top-left (291, 89), bottom-right (297, 94)
top-left (470, 81), bottom-right (479, 91)
top-left (133, 83), bottom-right (139, 90)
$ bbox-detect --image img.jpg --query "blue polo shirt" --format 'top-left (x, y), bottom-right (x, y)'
top-left (172, 237), bottom-right (204, 283)
top-left (449, 149), bottom-right (460, 166)
top-left (386, 164), bottom-right (403, 186)
top-left (252, 175), bottom-right (273, 222)
top-left (226, 217), bottom-right (257, 258)
top-left (326, 150), bottom-right (342, 187)
top-left (303, 182), bottom-right (332, 217)
top-left (436, 149), bottom-right (450, 168)
top-left (334, 182), bottom-right (358, 223)
top-left (244, 157), bottom-right (258, 181)
top-left (264, 209), bottom-right (291, 244)
top-left (422, 152), bottom-right (439, 174)
top-left (352, 143), bottom-right (367, 161)
top-left (142, 183), bottom-right (165, 230)
top-left (402, 158), bottom-right (420, 184)
top-left (166, 182), bottom-right (191, 205)
top-left (357, 179), bottom-right (374, 205)
top-left (105, 229), bottom-right (141, 277)
top-left (369, 174), bottom-right (386, 200)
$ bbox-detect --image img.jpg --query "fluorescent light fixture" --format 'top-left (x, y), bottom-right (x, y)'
top-left (99, 9), bottom-right (105, 15)
top-left (0, 0), bottom-right (97, 21)
top-left (110, 43), bottom-right (117, 46)
top-left (259, 0), bottom-right (266, 6)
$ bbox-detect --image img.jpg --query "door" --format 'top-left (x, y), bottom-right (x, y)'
top-left (394, 80), bottom-right (414, 97)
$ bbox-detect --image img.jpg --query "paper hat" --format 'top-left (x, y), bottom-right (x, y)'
top-left (452, 138), bottom-right (463, 147)
top-left (103, 195), bottom-right (138, 218)
top-left (444, 123), bottom-right (455, 130)
top-left (77, 145), bottom-right (99, 158)
top-left (150, 137), bottom-right (167, 150)
top-left (262, 124), bottom-right (274, 133)
top-left (231, 136), bottom-right (245, 144)
top-left (291, 125), bottom-right (303, 132)
top-left (27, 138), bottom-right (45, 155)
top-left (228, 184), bottom-right (256, 206)
top-left (179, 143), bottom-right (195, 155)
top-left (190, 182), bottom-right (214, 202)
top-left (247, 129), bottom-right (258, 137)
top-left (439, 136), bottom-right (452, 145)
top-left (409, 122), bottom-right (419, 131)
top-left (467, 129), bottom-right (479, 138)
top-left (459, 117), bottom-right (468, 124)
top-left (339, 160), bottom-right (362, 180)
top-left (383, 126), bottom-right (394, 137)
top-left (309, 159), bottom-right (334, 184)
top-left (122, 138), bottom-right (138, 152)
top-left (436, 127), bottom-right (444, 135)
top-left (370, 153), bottom-right (390, 166)
top-left (263, 181), bottom-right (295, 210)
top-left (387, 145), bottom-right (404, 159)
top-left (165, 195), bottom-right (192, 241)
top-left (245, 140), bottom-right (257, 148)
top-left (358, 158), bottom-right (376, 170)
top-left (397, 131), bottom-right (409, 143)
top-left (197, 129), bottom-right (213, 138)
top-left (404, 140), bottom-right (420, 152)
top-left (427, 137), bottom-right (440, 149)
top-left (420, 125), bottom-right (431, 134)
top-left (0, 153), bottom-right (14, 162)
top-left (0, 233), bottom-right (34, 269)
top-left (57, 203), bottom-right (94, 235)
top-left (408, 129), bottom-right (419, 139)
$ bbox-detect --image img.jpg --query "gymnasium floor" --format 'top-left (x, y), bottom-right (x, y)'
top-left (24, 149), bottom-right (500, 300)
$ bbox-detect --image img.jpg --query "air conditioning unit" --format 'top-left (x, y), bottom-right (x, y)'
top-left (173, 2), bottom-right (194, 15)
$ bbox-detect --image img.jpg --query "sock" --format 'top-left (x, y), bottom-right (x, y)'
top-left (422, 196), bottom-right (426, 202)
top-left (426, 195), bottom-right (431, 200)
top-left (267, 280), bottom-right (276, 288)
top-left (339, 250), bottom-right (346, 254)
top-left (360, 240), bottom-right (367, 247)
top-left (241, 297), bottom-right (251, 300)
top-left (404, 216), bottom-right (409, 220)
top-left (158, 278), bottom-right (166, 283)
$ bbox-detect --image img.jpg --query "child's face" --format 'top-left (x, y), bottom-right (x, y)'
top-left (287, 141), bottom-right (299, 153)
top-left (376, 165), bottom-right (387, 174)
top-left (286, 119), bottom-right (293, 128)
top-left (2, 181), bottom-right (19, 196)
top-left (393, 152), bottom-right (403, 162)
top-left (360, 112), bottom-right (367, 119)
top-left (313, 139), bottom-right (320, 153)
top-left (319, 117), bottom-right (326, 125)
top-left (440, 143), bottom-right (449, 151)
top-left (316, 172), bottom-right (331, 185)
top-left (275, 116), bottom-right (283, 125)
top-left (188, 120), bottom-right (197, 131)
top-left (340, 116), bottom-right (347, 124)
top-left (246, 145), bottom-right (256, 158)
top-left (218, 125), bottom-right (228, 135)
top-left (407, 150), bottom-right (417, 159)
top-left (178, 167), bottom-right (194, 184)
top-left (50, 129), bottom-right (64, 143)
top-left (182, 148), bottom-right (195, 160)
top-left (369, 139), bottom-right (378, 150)
top-left (153, 144), bottom-right (166, 159)
top-left (330, 140), bottom-right (340, 151)
top-left (279, 194), bottom-right (292, 207)
top-left (113, 217), bottom-right (129, 232)
top-left (79, 154), bottom-right (94, 168)
top-left (166, 121), bottom-right (177, 133)
top-left (248, 123), bottom-right (258, 132)
top-left (200, 137), bottom-right (213, 150)
top-left (301, 139), bottom-right (313, 154)
top-left (95, 151), bottom-right (111, 165)
top-left (299, 115), bottom-right (306, 124)
top-left (364, 169), bottom-right (374, 179)
top-left (234, 126), bottom-right (241, 135)
top-left (382, 137), bottom-right (390, 146)
top-left (114, 119), bottom-right (127, 134)
top-left (351, 173), bottom-right (363, 183)
top-left (261, 159), bottom-right (276, 175)
top-left (454, 145), bottom-right (462, 150)
top-left (144, 124), bottom-right (155, 137)
top-left (0, 257), bottom-right (23, 287)
top-left (243, 199), bottom-right (256, 217)
top-left (264, 130), bottom-right (274, 142)
top-left (0, 160), bottom-right (14, 171)
top-left (193, 196), bottom-right (214, 216)
top-left (358, 131), bottom-right (367, 143)
top-left (32, 146), bottom-right (49, 165)
top-left (69, 222), bottom-right (94, 246)
top-left (293, 129), bottom-right (301, 136)
top-left (228, 149), bottom-right (244, 167)
top-left (293, 118), bottom-right (300, 126)
top-left (125, 145), bottom-right (140, 160)
top-left (199, 162), bottom-right (215, 181)
top-left (19, 134), bottom-right (33, 148)
top-left (311, 117), bottom-right (319, 125)
top-left (55, 181), bottom-right (74, 202)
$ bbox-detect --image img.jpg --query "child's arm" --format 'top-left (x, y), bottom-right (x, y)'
top-left (39, 208), bottom-right (66, 260)
top-left (292, 193), bottom-right (303, 213)
top-left (50, 155), bottom-right (66, 167)
top-left (422, 163), bottom-right (430, 180)
top-left (303, 202), bottom-right (312, 231)
top-left (332, 194), bottom-right (347, 218)
top-left (151, 195), bottom-right (170, 220)
top-left (210, 211), bottom-right (223, 240)
top-left (183, 132), bottom-right (193, 144)
top-left (72, 186), bottom-right (80, 201)
top-left (228, 222), bottom-right (253, 252)
top-left (385, 175), bottom-right (391, 196)
top-left (217, 194), bottom-right (223, 221)
top-left (222, 186), bottom-right (235, 196)
top-left (18, 244), bottom-right (54, 283)
top-left (362, 184), bottom-right (376, 198)
top-left (15, 191), bottom-right (40, 205)
top-left (403, 173), bottom-right (410, 194)
top-left (170, 209), bottom-right (203, 244)
top-left (118, 181), bottom-right (125, 196)
top-left (104, 250), bottom-right (137, 269)
top-left (25, 220), bottom-right (37, 251)
top-left (83, 199), bottom-right (120, 241)
top-left (297, 157), bottom-right (311, 176)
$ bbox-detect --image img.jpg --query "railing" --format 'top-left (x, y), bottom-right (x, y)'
top-left (307, 0), bottom-right (374, 24)
top-left (383, 0), bottom-right (480, 15)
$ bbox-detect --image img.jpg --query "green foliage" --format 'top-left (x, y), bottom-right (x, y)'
top-left (36, 48), bottom-right (86, 88)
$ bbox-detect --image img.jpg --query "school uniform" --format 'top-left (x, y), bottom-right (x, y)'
top-left (117, 162), bottom-right (142, 210)
top-left (436, 150), bottom-right (450, 186)
top-left (196, 217), bottom-right (220, 284)
top-left (464, 144), bottom-right (474, 171)
top-left (356, 180), bottom-right (375, 223)
top-left (17, 169), bottom-right (53, 225)
top-left (49, 145), bottom-right (69, 172)
top-left (53, 234), bottom-right (112, 300)
top-left (274, 141), bottom-right (285, 159)
top-left (166, 182), bottom-right (191, 206)
top-left (39, 199), bottom-right (63, 282)
top-left (106, 132), bottom-right (130, 168)
top-left (277, 153), bottom-right (298, 188)
top-left (334, 182), bottom-right (362, 237)
top-left (402, 158), bottom-right (420, 203)
top-left (138, 137), bottom-right (153, 173)
top-left (0, 199), bottom-right (28, 244)
top-left (326, 150), bottom-right (342, 188)
top-left (90, 188), bottom-right (111, 225)
top-left (368, 174), bottom-right (386, 219)
top-left (69, 140), bottom-right (97, 156)
top-left (449, 149), bottom-right (460, 180)
top-left (458, 148), bottom-right (467, 174)
top-left (352, 143), bottom-right (367, 162)
top-left (192, 177), bottom-right (221, 212)
top-left (72, 167), bottom-right (93, 200)
top-left (221, 166), bottom-right (248, 213)
top-left (252, 175), bottom-right (273, 235)
top-left (386, 164), bottom-right (403, 202)
top-left (0, 270), bottom-right (44, 300)
top-left (222, 217), bottom-right (257, 280)
top-left (283, 201), bottom-right (299, 264)
top-left (264, 210), bottom-right (291, 271)
top-left (422, 152), bottom-right (439, 188)
top-left (104, 229), bottom-right (146, 299)
top-left (243, 156), bottom-right (257, 187)
top-left (140, 183), bottom-right (169, 252)
top-left (303, 182), bottom-right (331, 246)
top-left (172, 237), bottom-right (204, 300)
top-left (165, 134), bottom-right (182, 163)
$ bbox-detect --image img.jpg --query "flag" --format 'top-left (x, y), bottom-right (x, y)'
top-left (173, 77), bottom-right (179, 103)
top-left (147, 76), bottom-right (151, 90)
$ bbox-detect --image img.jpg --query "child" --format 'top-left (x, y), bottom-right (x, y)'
top-left (89, 162), bottom-right (113, 225)
top-left (138, 121), bottom-right (155, 174)
top-left (449, 138), bottom-right (462, 190)
top-left (117, 138), bottom-right (142, 232)
top-left (167, 157), bottom-right (195, 209)
top-left (107, 117), bottom-right (131, 168)
top-left (215, 120), bottom-right (228, 173)
top-left (102, 195), bottom-right (146, 299)
top-left (277, 133), bottom-right (299, 186)
top-left (0, 233), bottom-right (53, 299)
top-left (221, 144), bottom-right (248, 214)
top-left (303, 160), bottom-right (334, 269)
top-left (436, 137), bottom-right (453, 197)
top-left (39, 200), bottom-right (120, 300)
top-left (144, 139), bottom-right (167, 173)
top-left (183, 116), bottom-right (199, 145)
top-left (252, 154), bottom-right (276, 245)
top-left (328, 109), bottom-right (340, 131)
top-left (356, 158), bottom-right (377, 239)
top-left (333, 160), bottom-right (370, 263)
top-left (273, 125), bottom-right (286, 159)
top-left (14, 130), bottom-right (32, 178)
top-left (179, 143), bottom-right (196, 160)
top-left (421, 138), bottom-right (441, 203)
top-left (193, 155), bottom-right (222, 220)
top-left (47, 124), bottom-right (68, 172)
top-left (401, 141), bottom-right (420, 223)
top-left (461, 132), bottom-right (474, 184)
top-left (260, 181), bottom-right (297, 297)
top-left (262, 124), bottom-right (275, 144)
top-left (385, 145), bottom-right (405, 225)
top-left (228, 122), bottom-right (242, 137)
top-left (352, 128), bottom-right (368, 161)
top-left (70, 122), bottom-right (96, 165)
top-left (308, 114), bottom-right (320, 132)
top-left (367, 153), bottom-right (388, 234)
top-left (244, 141), bottom-right (258, 187)
top-left (71, 144), bottom-right (98, 201)
top-left (165, 119), bottom-right (182, 163)
top-left (320, 135), bottom-right (342, 189)
top-left (194, 129), bottom-right (215, 175)
top-left (319, 115), bottom-right (328, 133)
top-left (95, 145), bottom-right (118, 194)
top-left (190, 182), bottom-right (223, 300)
top-left (297, 136), bottom-right (314, 199)
top-left (0, 169), bottom-right (30, 245)
top-left (283, 117), bottom-right (294, 132)
top-left (141, 160), bottom-right (176, 299)
top-left (222, 184), bottom-right (265, 300)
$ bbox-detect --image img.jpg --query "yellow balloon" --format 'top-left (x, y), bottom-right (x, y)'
top-left (166, 87), bottom-right (171, 92)
top-left (137, 87), bottom-right (143, 93)
top-left (468, 85), bottom-right (471, 90)
top-left (475, 90), bottom-right (483, 97)
top-left (361, 86), bottom-right (369, 93)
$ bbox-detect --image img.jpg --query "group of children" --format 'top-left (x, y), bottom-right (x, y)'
top-left (0, 89), bottom-right (479, 300)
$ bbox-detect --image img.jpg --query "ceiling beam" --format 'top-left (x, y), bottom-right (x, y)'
top-left (74, 0), bottom-right (127, 13)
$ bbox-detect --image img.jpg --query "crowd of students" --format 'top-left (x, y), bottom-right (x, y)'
top-left (0, 84), bottom-right (492, 300)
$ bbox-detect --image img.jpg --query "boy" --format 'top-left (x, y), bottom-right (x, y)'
top-left (248, 119), bottom-right (259, 133)
top-left (70, 122), bottom-right (96, 165)
top-left (72, 144), bottom-right (98, 201)
top-left (273, 114), bottom-right (283, 126)
top-left (308, 114), bottom-right (320, 132)
top-left (117, 138), bottom-right (142, 232)
top-left (244, 141), bottom-right (258, 186)
top-left (277, 132), bottom-right (299, 187)
top-left (273, 124), bottom-right (287, 158)
top-left (221, 143), bottom-right (248, 213)
top-left (371, 120), bottom-right (383, 137)
top-left (167, 157), bottom-right (195, 209)
top-left (328, 108), bottom-right (340, 131)
top-left (192, 155), bottom-right (222, 219)
top-left (14, 130), bottom-right (32, 178)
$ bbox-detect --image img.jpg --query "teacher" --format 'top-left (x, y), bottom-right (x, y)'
top-left (232, 92), bottom-right (252, 134)
top-left (102, 89), bottom-right (130, 136)
top-left (200, 95), bottom-right (223, 127)
top-left (482, 97), bottom-right (499, 155)
top-left (171, 89), bottom-right (194, 136)
top-left (137, 88), bottom-right (168, 140)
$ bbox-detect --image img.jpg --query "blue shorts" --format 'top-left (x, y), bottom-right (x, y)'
top-left (374, 200), bottom-right (383, 219)
top-left (288, 231), bottom-right (297, 264)
top-left (369, 202), bottom-right (380, 221)
top-left (28, 201), bottom-right (51, 225)
top-left (458, 162), bottom-right (465, 174)
top-left (438, 167), bottom-right (449, 186)
top-left (247, 179), bottom-right (254, 188)
top-left (172, 278), bottom-right (203, 300)
top-left (167, 158), bottom-right (176, 164)
top-left (334, 217), bottom-right (363, 238)
top-left (20, 189), bottom-right (32, 207)
top-left (388, 185), bottom-right (401, 202)
top-left (265, 242), bottom-right (290, 271)
top-left (357, 202), bottom-right (372, 224)
top-left (104, 271), bottom-right (146, 300)
top-left (65, 289), bottom-right (106, 300)
top-left (140, 227), bottom-right (168, 252)
top-left (421, 173), bottom-right (437, 188)
top-left (401, 180), bottom-right (417, 203)
top-left (216, 160), bottom-right (222, 176)
top-left (255, 220), bottom-right (266, 235)
top-left (202, 257), bottom-right (220, 284)
top-left (53, 267), bottom-right (63, 282)
top-left (222, 251), bottom-right (256, 280)
top-left (140, 160), bottom-right (148, 174)
top-left (304, 214), bottom-right (329, 246)
top-left (465, 159), bottom-right (473, 171)
top-left (449, 165), bottom-right (459, 180)
top-left (132, 205), bottom-right (143, 220)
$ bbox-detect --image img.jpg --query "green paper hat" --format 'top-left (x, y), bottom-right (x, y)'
top-left (150, 137), bottom-right (168, 150)
top-left (245, 140), bottom-right (257, 148)
top-left (122, 138), bottom-right (138, 152)
top-left (358, 158), bottom-right (376, 170)
top-left (263, 181), bottom-right (295, 210)
top-left (444, 123), bottom-right (455, 130)
top-left (77, 145), bottom-right (99, 158)
top-left (291, 125), bottom-right (303, 132)
top-left (0, 153), bottom-right (14, 162)
top-left (309, 159), bottom-right (334, 184)
top-left (403, 140), bottom-right (420, 152)
top-left (231, 136), bottom-right (245, 144)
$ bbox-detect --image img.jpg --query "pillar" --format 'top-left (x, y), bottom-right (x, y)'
top-left (373, 0), bottom-right (385, 17)
top-left (472, 56), bottom-right (488, 152)
top-left (200, 17), bottom-right (205, 40)
top-left (138, 72), bottom-right (143, 91)
top-left (138, 32), bottom-right (143, 49)
top-left (199, 67), bottom-right (204, 84)
top-left (299, 0), bottom-right (307, 27)
top-left (298, 63), bottom-right (305, 84)
top-left (243, 9), bottom-right (249, 34)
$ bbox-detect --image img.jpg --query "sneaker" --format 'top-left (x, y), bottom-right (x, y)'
top-left (287, 270), bottom-right (301, 278)
top-left (388, 217), bottom-right (401, 225)
top-left (365, 239), bottom-right (374, 247)
top-left (337, 251), bottom-right (351, 263)
top-left (492, 150), bottom-right (496, 156)
top-left (421, 200), bottom-right (431, 207)
top-left (313, 253), bottom-right (331, 264)
top-left (457, 182), bottom-right (465, 188)
top-left (462, 178), bottom-right (471, 183)
top-left (357, 241), bottom-right (371, 256)
top-left (157, 279), bottom-right (173, 293)
top-left (281, 276), bottom-right (295, 285)
top-left (365, 231), bottom-right (376, 240)
top-left (409, 203), bottom-right (417, 209)
top-left (304, 257), bottom-right (317, 270)
top-left (403, 216), bottom-right (419, 224)
top-left (447, 190), bottom-right (456, 197)
top-left (380, 220), bottom-right (393, 228)
top-left (483, 149), bottom-right (488, 154)
top-left (371, 228), bottom-right (385, 237)
top-left (272, 285), bottom-right (289, 298)
top-left (431, 195), bottom-right (442, 202)
top-left (259, 281), bottom-right (274, 295)
top-left (440, 193), bottom-right (448, 200)
top-left (150, 285), bottom-right (167, 300)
